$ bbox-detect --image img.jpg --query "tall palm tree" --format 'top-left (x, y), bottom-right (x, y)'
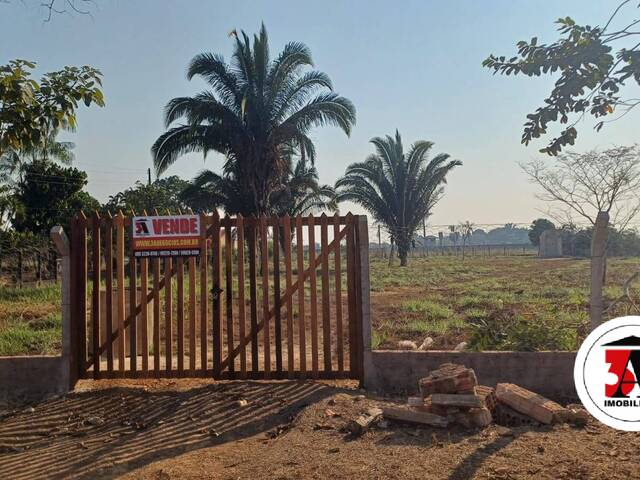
top-left (180, 155), bottom-right (336, 218)
top-left (336, 131), bottom-right (461, 266)
top-left (152, 24), bottom-right (355, 216)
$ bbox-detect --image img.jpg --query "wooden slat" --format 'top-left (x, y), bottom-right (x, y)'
top-left (140, 256), bottom-right (149, 372)
top-left (177, 257), bottom-right (184, 374)
top-left (199, 213), bottom-right (208, 371)
top-left (260, 216), bottom-right (270, 378)
top-left (333, 213), bottom-right (344, 373)
top-left (236, 214), bottom-right (247, 378)
top-left (308, 214), bottom-right (319, 378)
top-left (211, 211), bottom-right (222, 378)
top-left (248, 222), bottom-right (259, 374)
top-left (283, 215), bottom-right (294, 377)
top-left (91, 212), bottom-right (101, 378)
top-left (153, 258), bottom-right (160, 375)
top-left (320, 214), bottom-right (331, 373)
top-left (104, 213), bottom-right (114, 372)
top-left (295, 215), bottom-right (306, 376)
top-left (129, 247), bottom-right (137, 373)
top-left (69, 217), bottom-right (79, 385)
top-left (164, 257), bottom-right (173, 373)
top-left (80, 214), bottom-right (89, 378)
top-left (215, 225), bottom-right (349, 372)
top-left (188, 256), bottom-right (196, 372)
top-left (346, 213), bottom-right (357, 374)
top-left (272, 214), bottom-right (282, 374)
top-left (115, 212), bottom-right (126, 372)
top-left (224, 217), bottom-right (234, 377)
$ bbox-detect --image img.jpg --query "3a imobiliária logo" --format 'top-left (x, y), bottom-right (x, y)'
top-left (575, 316), bottom-right (640, 431)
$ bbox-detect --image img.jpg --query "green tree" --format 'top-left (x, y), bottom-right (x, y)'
top-left (336, 131), bottom-right (461, 266)
top-left (105, 176), bottom-right (191, 214)
top-left (152, 24), bottom-right (355, 216)
top-left (528, 218), bottom-right (556, 246)
top-left (483, 1), bottom-right (640, 155)
top-left (0, 59), bottom-right (104, 158)
top-left (11, 160), bottom-right (99, 234)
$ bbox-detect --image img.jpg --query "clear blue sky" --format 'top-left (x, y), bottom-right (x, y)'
top-left (2, 0), bottom-right (638, 228)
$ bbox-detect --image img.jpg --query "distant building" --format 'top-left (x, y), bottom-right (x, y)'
top-left (538, 229), bottom-right (563, 258)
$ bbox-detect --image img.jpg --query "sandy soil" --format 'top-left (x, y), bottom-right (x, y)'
top-left (1, 379), bottom-right (639, 480)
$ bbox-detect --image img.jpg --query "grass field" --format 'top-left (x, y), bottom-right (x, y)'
top-left (370, 255), bottom-right (640, 351)
top-left (0, 284), bottom-right (61, 356)
top-left (0, 254), bottom-right (638, 355)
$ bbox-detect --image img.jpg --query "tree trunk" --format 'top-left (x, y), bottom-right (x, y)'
top-left (590, 211), bottom-right (609, 330)
top-left (396, 234), bottom-right (411, 267)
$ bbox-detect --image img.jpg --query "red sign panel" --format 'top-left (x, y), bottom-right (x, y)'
top-left (132, 215), bottom-right (201, 258)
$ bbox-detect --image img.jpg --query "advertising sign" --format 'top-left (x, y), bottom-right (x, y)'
top-left (132, 215), bottom-right (201, 258)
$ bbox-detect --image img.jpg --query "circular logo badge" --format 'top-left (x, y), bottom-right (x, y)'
top-left (574, 316), bottom-right (640, 431)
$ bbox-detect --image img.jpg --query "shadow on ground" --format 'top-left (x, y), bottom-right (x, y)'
top-left (0, 381), bottom-right (335, 479)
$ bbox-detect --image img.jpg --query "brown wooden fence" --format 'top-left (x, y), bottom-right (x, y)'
top-left (68, 212), bottom-right (368, 383)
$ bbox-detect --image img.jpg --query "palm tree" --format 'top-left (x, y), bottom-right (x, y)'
top-left (152, 24), bottom-right (355, 216)
top-left (336, 131), bottom-right (461, 266)
top-left (180, 155), bottom-right (336, 217)
top-left (0, 133), bottom-right (75, 226)
top-left (0, 133), bottom-right (74, 185)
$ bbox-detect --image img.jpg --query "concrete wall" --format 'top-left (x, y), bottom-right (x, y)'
top-left (363, 350), bottom-right (577, 400)
top-left (0, 355), bottom-right (67, 405)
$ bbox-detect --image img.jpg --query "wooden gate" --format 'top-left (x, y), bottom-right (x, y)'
top-left (69, 212), bottom-right (368, 383)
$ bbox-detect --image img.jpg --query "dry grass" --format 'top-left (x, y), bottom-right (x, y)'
top-left (370, 255), bottom-right (640, 351)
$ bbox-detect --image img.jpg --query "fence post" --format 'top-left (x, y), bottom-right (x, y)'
top-left (51, 226), bottom-right (72, 390)
top-left (36, 252), bottom-right (42, 285)
top-left (356, 215), bottom-right (371, 386)
top-left (17, 250), bottom-right (23, 288)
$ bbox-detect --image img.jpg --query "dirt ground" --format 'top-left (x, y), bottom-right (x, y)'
top-left (1, 379), bottom-right (639, 480)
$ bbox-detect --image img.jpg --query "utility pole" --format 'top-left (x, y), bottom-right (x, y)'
top-left (423, 219), bottom-right (426, 257)
top-left (147, 168), bottom-right (152, 186)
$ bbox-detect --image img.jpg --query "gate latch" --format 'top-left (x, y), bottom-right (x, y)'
top-left (211, 285), bottom-right (223, 300)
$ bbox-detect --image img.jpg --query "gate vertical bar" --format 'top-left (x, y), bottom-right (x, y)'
top-left (129, 230), bottom-right (138, 374)
top-left (78, 213), bottom-right (88, 378)
top-left (104, 213), bottom-right (114, 373)
top-left (272, 215), bottom-right (282, 376)
top-left (140, 254), bottom-right (149, 373)
top-left (164, 257), bottom-right (173, 373)
top-left (115, 212), bottom-right (126, 372)
top-left (248, 219), bottom-right (259, 375)
top-left (260, 216), bottom-right (271, 378)
top-left (283, 215), bottom-right (294, 378)
top-left (199, 213), bottom-right (208, 371)
top-left (224, 216), bottom-right (234, 377)
top-left (177, 257), bottom-right (185, 374)
top-left (295, 215), bottom-right (306, 377)
top-left (320, 214), bottom-right (331, 373)
top-left (188, 255), bottom-right (196, 373)
top-left (153, 258), bottom-right (161, 376)
top-left (91, 212), bottom-right (101, 379)
top-left (308, 214), bottom-right (319, 378)
top-left (333, 213), bottom-right (344, 374)
top-left (211, 211), bottom-right (222, 378)
top-left (236, 214), bottom-right (247, 378)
